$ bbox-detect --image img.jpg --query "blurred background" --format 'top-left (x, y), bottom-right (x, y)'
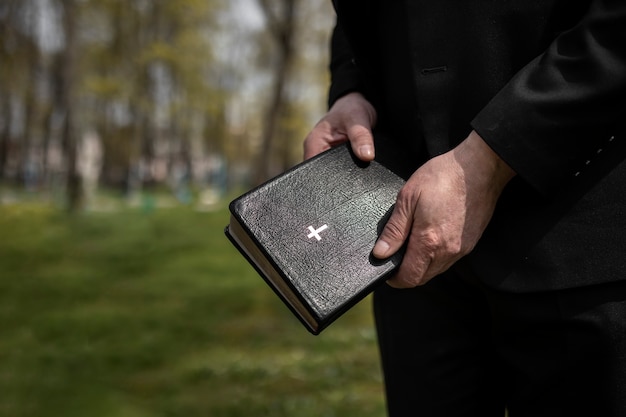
top-left (0, 1), bottom-right (385, 416)
top-left (0, 0), bottom-right (334, 207)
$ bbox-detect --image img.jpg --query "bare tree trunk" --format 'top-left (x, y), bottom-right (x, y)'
top-left (40, 102), bottom-right (54, 189)
top-left (19, 74), bottom-right (36, 189)
top-left (0, 1), bottom-right (17, 184)
top-left (58, 0), bottom-right (81, 211)
top-left (0, 96), bottom-right (10, 183)
top-left (253, 0), bottom-right (297, 184)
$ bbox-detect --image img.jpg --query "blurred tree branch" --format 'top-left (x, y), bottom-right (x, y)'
top-left (0, 0), bottom-right (333, 207)
top-left (253, 0), bottom-right (297, 184)
top-left (58, 0), bottom-right (82, 211)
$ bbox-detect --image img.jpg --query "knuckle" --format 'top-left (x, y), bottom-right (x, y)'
top-left (419, 229), bottom-right (442, 252)
top-left (395, 186), bottom-right (419, 211)
top-left (351, 135), bottom-right (373, 149)
top-left (393, 188), bottom-right (414, 214)
top-left (383, 219), bottom-right (407, 241)
top-left (348, 125), bottom-right (372, 142)
top-left (419, 228), bottom-right (469, 258)
top-left (398, 256), bottom-right (430, 288)
top-left (389, 273), bottom-right (423, 289)
top-left (303, 133), bottom-right (313, 148)
top-left (303, 133), bottom-right (322, 148)
top-left (445, 238), bottom-right (464, 256)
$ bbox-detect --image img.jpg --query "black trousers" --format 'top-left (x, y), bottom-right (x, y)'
top-left (374, 264), bottom-right (626, 417)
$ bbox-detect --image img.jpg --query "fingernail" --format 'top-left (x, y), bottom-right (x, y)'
top-left (359, 144), bottom-right (374, 159)
top-left (373, 240), bottom-right (390, 258)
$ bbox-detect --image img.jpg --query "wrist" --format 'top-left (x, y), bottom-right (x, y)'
top-left (455, 131), bottom-right (516, 194)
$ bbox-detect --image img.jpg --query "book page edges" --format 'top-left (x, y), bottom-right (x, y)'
top-left (226, 215), bottom-right (321, 334)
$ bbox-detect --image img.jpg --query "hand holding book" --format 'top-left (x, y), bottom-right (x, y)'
top-left (225, 144), bottom-right (404, 334)
top-left (304, 93), bottom-right (516, 289)
top-left (372, 131), bottom-right (516, 288)
top-left (304, 92), bottom-right (377, 162)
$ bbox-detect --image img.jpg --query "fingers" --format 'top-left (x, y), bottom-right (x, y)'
top-left (371, 189), bottom-right (447, 288)
top-left (303, 92), bottom-right (378, 161)
top-left (372, 161), bottom-right (467, 288)
top-left (372, 190), bottom-right (414, 259)
top-left (347, 124), bottom-right (375, 161)
top-left (303, 120), bottom-right (347, 160)
top-left (386, 233), bottom-right (459, 288)
top-left (371, 132), bottom-right (510, 289)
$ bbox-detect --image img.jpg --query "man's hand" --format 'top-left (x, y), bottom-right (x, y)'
top-left (373, 131), bottom-right (516, 288)
top-left (304, 92), bottom-right (377, 161)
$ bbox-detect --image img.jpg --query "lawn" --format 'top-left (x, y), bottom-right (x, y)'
top-left (0, 198), bottom-right (386, 417)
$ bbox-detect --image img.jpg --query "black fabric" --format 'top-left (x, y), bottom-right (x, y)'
top-left (471, 137), bottom-right (626, 292)
top-left (329, 0), bottom-right (626, 292)
top-left (374, 269), bottom-right (505, 417)
top-left (374, 265), bottom-right (626, 417)
top-left (328, 1), bottom-right (626, 415)
top-left (471, 0), bottom-right (626, 194)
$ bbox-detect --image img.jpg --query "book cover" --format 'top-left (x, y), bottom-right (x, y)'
top-left (224, 143), bottom-right (405, 334)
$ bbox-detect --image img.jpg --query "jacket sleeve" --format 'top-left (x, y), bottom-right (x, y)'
top-left (471, 0), bottom-right (626, 195)
top-left (327, 19), bottom-right (367, 108)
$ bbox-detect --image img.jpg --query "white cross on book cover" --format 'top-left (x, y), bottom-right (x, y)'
top-left (225, 143), bottom-right (406, 335)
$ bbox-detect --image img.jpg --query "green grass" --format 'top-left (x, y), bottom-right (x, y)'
top-left (0, 199), bottom-right (385, 417)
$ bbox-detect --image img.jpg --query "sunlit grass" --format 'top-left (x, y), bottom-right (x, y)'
top-left (0, 197), bottom-right (385, 417)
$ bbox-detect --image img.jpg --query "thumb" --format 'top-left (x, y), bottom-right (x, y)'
top-left (347, 124), bottom-right (375, 162)
top-left (372, 203), bottom-right (412, 259)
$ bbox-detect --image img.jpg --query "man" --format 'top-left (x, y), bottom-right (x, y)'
top-left (304, 1), bottom-right (626, 416)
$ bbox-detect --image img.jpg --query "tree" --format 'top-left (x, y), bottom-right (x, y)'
top-left (245, 0), bottom-right (333, 184)
top-left (79, 0), bottom-right (225, 194)
top-left (0, 0), bottom-right (40, 185)
top-left (0, 0), bottom-right (333, 204)
top-left (252, 0), bottom-right (298, 184)
top-left (54, 0), bottom-right (82, 210)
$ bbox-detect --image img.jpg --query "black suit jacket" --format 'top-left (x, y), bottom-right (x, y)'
top-left (329, 0), bottom-right (626, 292)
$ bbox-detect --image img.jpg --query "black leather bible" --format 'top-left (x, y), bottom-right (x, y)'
top-left (225, 144), bottom-right (405, 334)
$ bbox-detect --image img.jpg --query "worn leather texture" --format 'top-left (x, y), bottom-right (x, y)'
top-left (228, 144), bottom-right (405, 334)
